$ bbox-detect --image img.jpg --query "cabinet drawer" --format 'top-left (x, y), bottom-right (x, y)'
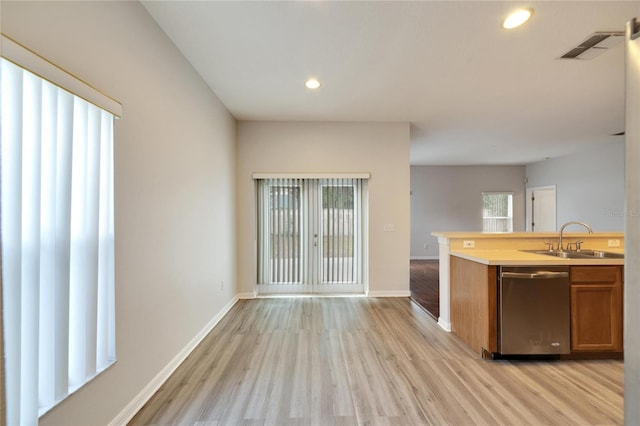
top-left (571, 266), bottom-right (619, 283)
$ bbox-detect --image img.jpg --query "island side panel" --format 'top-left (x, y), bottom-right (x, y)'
top-left (450, 256), bottom-right (498, 354)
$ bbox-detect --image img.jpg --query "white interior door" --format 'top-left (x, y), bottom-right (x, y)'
top-left (526, 186), bottom-right (556, 232)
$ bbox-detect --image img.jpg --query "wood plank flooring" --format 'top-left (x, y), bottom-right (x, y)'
top-left (129, 297), bottom-right (623, 426)
top-left (410, 260), bottom-right (439, 319)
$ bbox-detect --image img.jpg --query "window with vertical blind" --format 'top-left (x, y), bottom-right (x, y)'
top-left (255, 176), bottom-right (367, 294)
top-left (482, 192), bottom-right (514, 232)
top-left (1, 35), bottom-right (121, 425)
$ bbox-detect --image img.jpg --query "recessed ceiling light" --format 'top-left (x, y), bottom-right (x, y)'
top-left (305, 78), bottom-right (321, 89)
top-left (503, 8), bottom-right (533, 29)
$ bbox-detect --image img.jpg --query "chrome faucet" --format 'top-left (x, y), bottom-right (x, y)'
top-left (558, 221), bottom-right (593, 252)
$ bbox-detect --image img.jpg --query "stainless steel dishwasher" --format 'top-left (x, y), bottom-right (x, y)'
top-left (499, 266), bottom-right (571, 355)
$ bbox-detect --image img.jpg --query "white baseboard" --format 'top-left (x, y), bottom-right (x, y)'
top-left (367, 290), bottom-right (411, 297)
top-left (109, 295), bottom-right (240, 426)
top-left (243, 290), bottom-right (410, 298)
top-left (437, 318), bottom-right (452, 332)
top-left (410, 256), bottom-right (439, 260)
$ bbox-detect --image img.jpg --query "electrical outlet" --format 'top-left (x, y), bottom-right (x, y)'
top-left (220, 280), bottom-right (224, 291)
top-left (608, 239), bottom-right (621, 247)
top-left (463, 240), bottom-right (475, 248)
top-left (423, 243), bottom-right (428, 249)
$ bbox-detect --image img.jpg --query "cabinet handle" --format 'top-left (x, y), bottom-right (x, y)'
top-left (502, 271), bottom-right (569, 279)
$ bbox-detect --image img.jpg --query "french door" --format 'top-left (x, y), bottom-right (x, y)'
top-left (256, 177), bottom-right (366, 294)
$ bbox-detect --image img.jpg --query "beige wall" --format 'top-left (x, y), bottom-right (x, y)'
top-left (525, 139), bottom-right (625, 232)
top-left (237, 121), bottom-right (411, 296)
top-left (410, 165), bottom-right (526, 258)
top-left (1, 2), bottom-right (237, 424)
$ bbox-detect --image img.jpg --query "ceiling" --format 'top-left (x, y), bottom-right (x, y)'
top-left (142, 1), bottom-right (640, 165)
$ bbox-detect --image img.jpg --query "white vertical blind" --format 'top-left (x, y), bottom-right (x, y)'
top-left (264, 179), bottom-right (302, 284)
top-left (482, 192), bottom-right (514, 232)
top-left (1, 56), bottom-right (116, 425)
top-left (256, 177), bottom-right (365, 294)
top-left (320, 179), bottom-right (361, 284)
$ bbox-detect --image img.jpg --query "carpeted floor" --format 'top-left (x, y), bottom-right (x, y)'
top-left (409, 259), bottom-right (439, 319)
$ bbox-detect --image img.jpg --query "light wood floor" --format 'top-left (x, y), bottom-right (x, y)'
top-left (130, 297), bottom-right (623, 426)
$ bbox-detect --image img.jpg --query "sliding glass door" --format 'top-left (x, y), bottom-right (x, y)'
top-left (257, 177), bottom-right (365, 294)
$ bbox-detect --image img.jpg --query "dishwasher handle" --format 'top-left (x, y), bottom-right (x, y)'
top-left (501, 271), bottom-right (569, 280)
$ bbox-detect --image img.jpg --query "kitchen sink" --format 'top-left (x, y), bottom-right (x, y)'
top-left (522, 250), bottom-right (594, 259)
top-left (580, 250), bottom-right (625, 259)
top-left (521, 250), bottom-right (624, 259)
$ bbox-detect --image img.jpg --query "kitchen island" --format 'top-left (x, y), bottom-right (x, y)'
top-left (448, 249), bottom-right (624, 358)
top-left (432, 232), bottom-right (624, 332)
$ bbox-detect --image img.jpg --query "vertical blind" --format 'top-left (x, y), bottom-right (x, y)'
top-left (482, 192), bottom-right (514, 232)
top-left (256, 177), bottom-right (364, 292)
top-left (257, 178), bottom-right (303, 284)
top-left (1, 57), bottom-right (116, 424)
top-left (321, 180), bottom-right (359, 284)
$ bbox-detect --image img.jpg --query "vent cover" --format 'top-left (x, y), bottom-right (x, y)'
top-left (560, 31), bottom-right (624, 60)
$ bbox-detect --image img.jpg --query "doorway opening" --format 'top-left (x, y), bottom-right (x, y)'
top-left (410, 260), bottom-right (439, 319)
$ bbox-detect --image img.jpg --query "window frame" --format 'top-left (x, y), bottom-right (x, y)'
top-left (482, 191), bottom-right (514, 232)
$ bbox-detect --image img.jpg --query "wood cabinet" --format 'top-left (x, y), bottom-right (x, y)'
top-left (450, 258), bottom-right (624, 358)
top-left (450, 256), bottom-right (498, 354)
top-left (570, 266), bottom-right (623, 352)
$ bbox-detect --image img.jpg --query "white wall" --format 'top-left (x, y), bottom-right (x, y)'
top-left (1, 2), bottom-right (237, 425)
top-left (237, 121), bottom-right (411, 296)
top-left (525, 140), bottom-right (625, 232)
top-left (410, 165), bottom-right (526, 258)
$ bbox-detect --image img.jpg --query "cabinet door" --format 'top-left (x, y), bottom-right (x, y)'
top-left (570, 266), bottom-right (623, 352)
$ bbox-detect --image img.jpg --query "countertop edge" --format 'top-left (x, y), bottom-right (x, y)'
top-left (433, 231), bottom-right (624, 239)
top-left (450, 249), bottom-right (625, 266)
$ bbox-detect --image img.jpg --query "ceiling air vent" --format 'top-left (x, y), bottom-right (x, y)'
top-left (560, 31), bottom-right (624, 60)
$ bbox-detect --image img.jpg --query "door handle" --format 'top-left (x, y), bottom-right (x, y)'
top-left (502, 271), bottom-right (569, 279)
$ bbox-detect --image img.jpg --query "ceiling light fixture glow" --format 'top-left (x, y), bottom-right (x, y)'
top-left (305, 78), bottom-right (321, 89)
top-left (503, 8), bottom-right (533, 29)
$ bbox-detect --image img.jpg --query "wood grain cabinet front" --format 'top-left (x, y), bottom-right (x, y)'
top-left (570, 266), bottom-right (623, 352)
